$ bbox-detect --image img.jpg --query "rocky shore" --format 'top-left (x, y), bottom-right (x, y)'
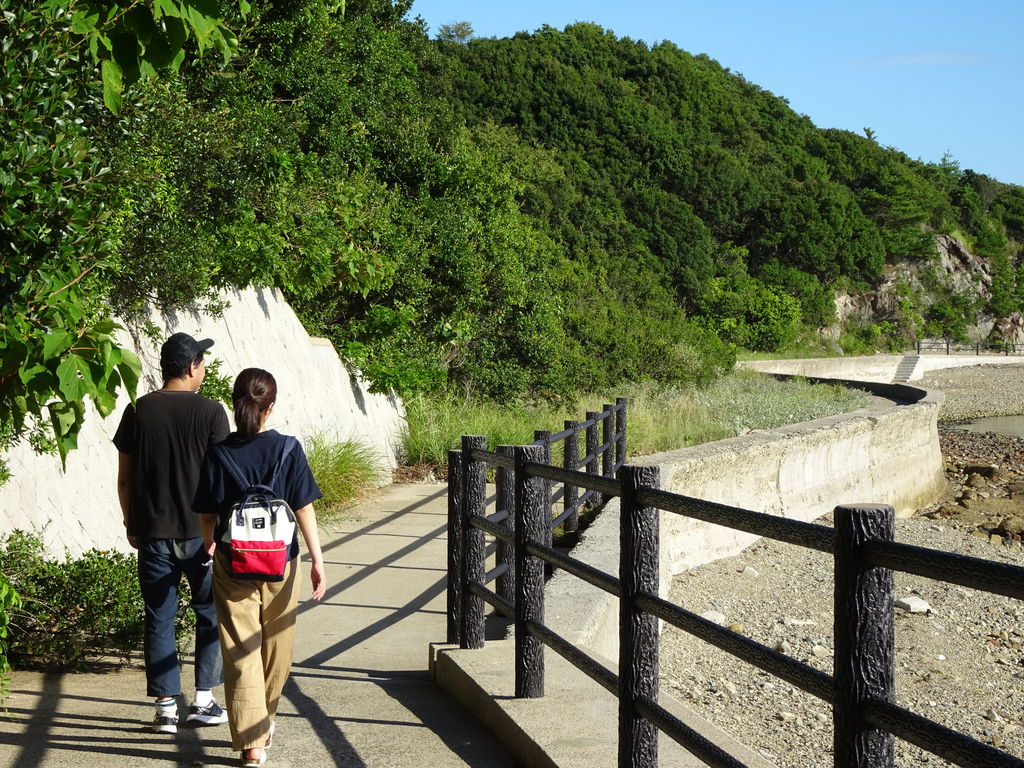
top-left (662, 364), bottom-right (1024, 768)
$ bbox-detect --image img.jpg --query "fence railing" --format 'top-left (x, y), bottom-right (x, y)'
top-left (446, 439), bottom-right (1024, 768)
top-left (916, 338), bottom-right (1023, 355)
top-left (446, 398), bottom-right (627, 648)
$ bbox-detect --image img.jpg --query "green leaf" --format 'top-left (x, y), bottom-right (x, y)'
top-left (89, 319), bottom-right (118, 336)
top-left (100, 59), bottom-right (122, 114)
top-left (48, 401), bottom-right (80, 469)
top-left (116, 348), bottom-right (142, 405)
top-left (70, 10), bottom-right (100, 35)
top-left (18, 363), bottom-right (48, 387)
top-left (42, 330), bottom-right (73, 360)
top-left (182, 0), bottom-right (222, 50)
top-left (56, 354), bottom-right (94, 401)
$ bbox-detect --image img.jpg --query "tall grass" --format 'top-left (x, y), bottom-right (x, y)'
top-left (400, 394), bottom-right (579, 467)
top-left (399, 371), bottom-right (873, 470)
top-left (305, 434), bottom-right (383, 521)
top-left (622, 370), bottom-right (871, 455)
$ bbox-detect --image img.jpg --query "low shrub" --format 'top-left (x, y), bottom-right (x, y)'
top-left (306, 434), bottom-right (384, 520)
top-left (0, 530), bottom-right (194, 670)
top-left (0, 573), bottom-right (21, 702)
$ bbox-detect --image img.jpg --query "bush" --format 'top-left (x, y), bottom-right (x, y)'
top-left (0, 530), bottom-right (193, 670)
top-left (305, 435), bottom-right (384, 518)
top-left (0, 573), bottom-right (21, 703)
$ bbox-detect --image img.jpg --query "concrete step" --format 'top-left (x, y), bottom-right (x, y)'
top-left (893, 354), bottom-right (920, 382)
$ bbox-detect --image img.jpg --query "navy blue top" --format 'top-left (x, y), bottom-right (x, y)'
top-left (193, 429), bottom-right (322, 561)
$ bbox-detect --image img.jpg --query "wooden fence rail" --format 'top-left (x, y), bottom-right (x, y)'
top-left (446, 399), bottom-right (627, 646)
top-left (447, 433), bottom-right (1024, 768)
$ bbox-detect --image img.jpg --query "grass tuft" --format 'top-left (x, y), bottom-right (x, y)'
top-left (305, 434), bottom-right (383, 522)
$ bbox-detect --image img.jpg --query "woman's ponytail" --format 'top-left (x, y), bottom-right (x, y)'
top-left (232, 368), bottom-right (277, 441)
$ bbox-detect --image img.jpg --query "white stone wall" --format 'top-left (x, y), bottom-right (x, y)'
top-left (0, 287), bottom-right (405, 558)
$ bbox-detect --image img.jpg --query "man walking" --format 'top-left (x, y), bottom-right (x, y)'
top-left (114, 332), bottom-right (231, 733)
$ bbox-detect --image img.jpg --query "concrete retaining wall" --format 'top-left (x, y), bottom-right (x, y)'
top-left (545, 381), bottom-right (946, 660)
top-left (738, 354), bottom-right (1024, 382)
top-left (0, 287), bottom-right (405, 558)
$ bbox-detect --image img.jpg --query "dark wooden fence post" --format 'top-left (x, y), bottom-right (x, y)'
top-left (563, 420), bottom-right (580, 532)
top-left (496, 445), bottom-right (515, 605)
top-left (615, 397), bottom-right (628, 470)
top-left (534, 430), bottom-right (553, 546)
top-left (601, 404), bottom-right (614, 502)
top-left (602, 404), bottom-right (614, 479)
top-left (447, 449), bottom-right (464, 645)
top-left (585, 411), bottom-right (599, 509)
top-left (460, 435), bottom-right (487, 650)
top-left (620, 464), bottom-right (660, 768)
top-left (834, 503), bottom-right (895, 768)
top-left (514, 444), bottom-right (546, 698)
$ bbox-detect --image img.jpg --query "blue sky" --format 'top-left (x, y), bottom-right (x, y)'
top-left (410, 0), bottom-right (1024, 186)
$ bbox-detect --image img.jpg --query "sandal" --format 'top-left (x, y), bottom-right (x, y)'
top-left (240, 748), bottom-right (267, 767)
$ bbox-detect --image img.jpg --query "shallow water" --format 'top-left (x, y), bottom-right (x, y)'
top-left (952, 414), bottom-right (1024, 438)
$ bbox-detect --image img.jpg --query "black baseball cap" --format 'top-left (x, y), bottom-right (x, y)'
top-left (160, 332), bottom-right (214, 371)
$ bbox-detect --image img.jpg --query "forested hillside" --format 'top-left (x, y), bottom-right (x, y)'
top-left (3, 0), bottom-right (1024, 467)
top-left (439, 22), bottom-right (1024, 351)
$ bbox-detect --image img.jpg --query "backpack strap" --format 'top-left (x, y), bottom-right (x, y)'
top-left (212, 435), bottom-right (297, 491)
top-left (211, 442), bottom-right (252, 490)
top-left (267, 436), bottom-right (296, 488)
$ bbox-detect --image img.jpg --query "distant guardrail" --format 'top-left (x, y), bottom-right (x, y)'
top-left (916, 338), bottom-right (1022, 355)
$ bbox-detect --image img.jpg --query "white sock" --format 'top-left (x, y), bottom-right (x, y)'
top-left (193, 689), bottom-right (214, 707)
top-left (155, 697), bottom-right (176, 715)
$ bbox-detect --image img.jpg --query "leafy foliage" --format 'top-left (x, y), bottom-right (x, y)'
top-left (0, 573), bottom-right (20, 702)
top-left (0, 1), bottom-right (143, 468)
top-left (0, 531), bottom-right (156, 669)
top-left (5, 0), bottom-right (1024, 483)
top-left (198, 357), bottom-right (233, 406)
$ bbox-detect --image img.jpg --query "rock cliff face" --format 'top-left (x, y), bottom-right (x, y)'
top-left (833, 233), bottom-right (1020, 342)
top-left (0, 287), bottom-right (405, 558)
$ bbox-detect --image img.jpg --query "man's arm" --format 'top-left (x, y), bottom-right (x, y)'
top-left (199, 513), bottom-right (218, 557)
top-left (116, 453), bottom-right (139, 549)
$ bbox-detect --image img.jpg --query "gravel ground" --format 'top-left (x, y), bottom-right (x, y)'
top-left (661, 364), bottom-right (1024, 768)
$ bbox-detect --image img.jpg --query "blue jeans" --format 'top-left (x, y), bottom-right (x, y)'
top-left (137, 538), bottom-right (223, 698)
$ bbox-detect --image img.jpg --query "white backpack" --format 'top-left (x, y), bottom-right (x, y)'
top-left (212, 438), bottom-right (297, 581)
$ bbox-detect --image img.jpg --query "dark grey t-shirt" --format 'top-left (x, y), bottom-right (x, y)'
top-left (113, 390), bottom-right (230, 539)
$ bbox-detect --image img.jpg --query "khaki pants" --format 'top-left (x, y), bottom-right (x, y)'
top-left (212, 555), bottom-right (300, 751)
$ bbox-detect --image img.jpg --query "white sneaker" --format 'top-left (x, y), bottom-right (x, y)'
top-left (186, 700), bottom-right (228, 726)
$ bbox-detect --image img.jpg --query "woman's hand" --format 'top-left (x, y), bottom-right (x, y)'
top-left (310, 562), bottom-right (327, 601)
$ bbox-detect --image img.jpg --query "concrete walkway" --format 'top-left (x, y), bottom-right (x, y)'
top-left (0, 484), bottom-right (516, 768)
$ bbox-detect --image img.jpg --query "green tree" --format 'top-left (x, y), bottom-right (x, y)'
top-left (1, 0), bottom-right (241, 468)
top-left (437, 20), bottom-right (473, 44)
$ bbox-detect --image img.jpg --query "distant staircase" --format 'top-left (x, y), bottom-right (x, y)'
top-left (893, 353), bottom-right (920, 382)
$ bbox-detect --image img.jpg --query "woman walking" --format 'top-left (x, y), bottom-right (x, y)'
top-left (195, 368), bottom-right (326, 767)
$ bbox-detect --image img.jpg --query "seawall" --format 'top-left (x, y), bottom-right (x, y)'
top-left (545, 380), bottom-right (945, 660)
top-left (0, 287), bottom-right (405, 558)
top-left (738, 353), bottom-right (1024, 382)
